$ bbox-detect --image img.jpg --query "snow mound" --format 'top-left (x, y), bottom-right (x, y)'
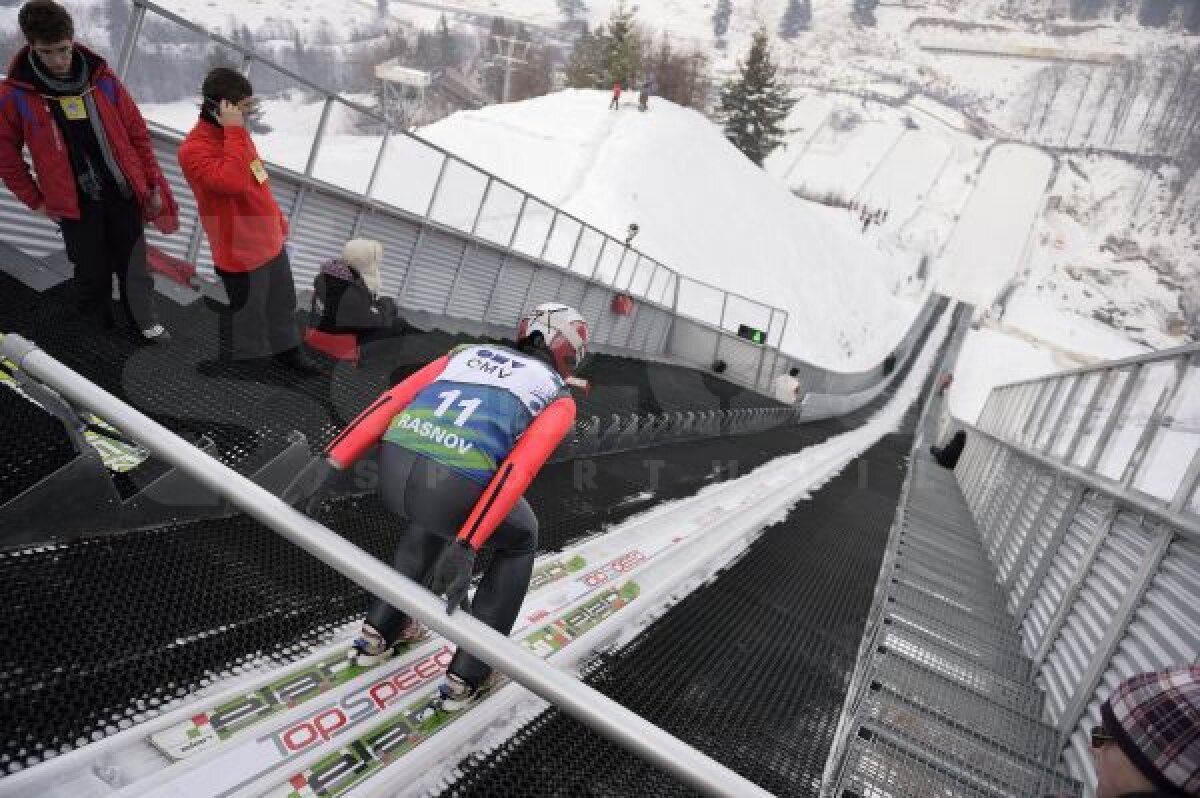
top-left (419, 89), bottom-right (924, 370)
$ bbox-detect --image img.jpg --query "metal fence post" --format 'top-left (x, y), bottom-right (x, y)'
top-left (303, 97), bottom-right (336, 178)
top-left (590, 236), bottom-right (608, 280)
top-left (1084, 366), bottom-right (1141, 471)
top-left (469, 177), bottom-right (494, 236)
top-left (538, 209), bottom-right (559, 261)
top-left (1121, 358), bottom-right (1187, 487)
top-left (363, 130), bottom-right (392, 201)
top-left (424, 157), bottom-right (451, 219)
top-left (115, 2), bottom-right (147, 81)
top-left (566, 224), bottom-right (585, 274)
top-left (711, 292), bottom-right (730, 366)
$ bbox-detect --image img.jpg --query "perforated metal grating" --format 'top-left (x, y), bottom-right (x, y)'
top-left (0, 386), bottom-right (76, 504)
top-left (437, 433), bottom-right (917, 798)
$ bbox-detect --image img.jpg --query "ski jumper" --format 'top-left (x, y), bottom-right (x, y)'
top-left (325, 344), bottom-right (576, 686)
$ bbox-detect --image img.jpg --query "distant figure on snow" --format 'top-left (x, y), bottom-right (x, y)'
top-left (609, 80), bottom-right (621, 110)
top-left (638, 83), bottom-right (649, 112)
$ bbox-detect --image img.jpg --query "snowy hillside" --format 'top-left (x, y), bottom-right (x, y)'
top-left (418, 90), bottom-right (925, 369)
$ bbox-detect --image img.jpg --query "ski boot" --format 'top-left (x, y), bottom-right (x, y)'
top-left (348, 620), bottom-right (426, 667)
top-left (413, 673), bottom-right (488, 723)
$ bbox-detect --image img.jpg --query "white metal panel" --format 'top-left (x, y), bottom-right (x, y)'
top-left (1022, 493), bottom-right (1113, 657)
top-left (446, 244), bottom-right (505, 321)
top-left (1061, 536), bottom-right (1200, 795)
top-left (403, 229), bottom-right (465, 313)
top-left (1011, 481), bottom-right (1074, 613)
top-left (1036, 376), bottom-right (1076, 450)
top-left (997, 471), bottom-right (1053, 585)
top-left (288, 190), bottom-right (359, 290)
top-left (485, 259), bottom-right (535, 326)
top-left (355, 212), bottom-right (421, 299)
top-left (989, 461), bottom-right (1037, 564)
top-left (1039, 511), bottom-right (1152, 723)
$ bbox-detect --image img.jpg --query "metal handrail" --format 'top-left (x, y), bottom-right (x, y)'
top-left (994, 341), bottom-right (1200, 390)
top-left (0, 332), bottom-right (774, 798)
top-left (959, 420), bottom-right (1200, 542)
top-left (120, 0), bottom-right (794, 351)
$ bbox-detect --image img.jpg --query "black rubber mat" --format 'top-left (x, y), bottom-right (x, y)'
top-left (0, 385), bottom-right (77, 505)
top-left (0, 268), bottom-right (947, 776)
top-left (436, 315), bottom-right (956, 798)
top-left (0, 270), bottom-right (782, 486)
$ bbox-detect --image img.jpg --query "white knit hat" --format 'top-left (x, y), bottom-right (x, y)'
top-left (341, 239), bottom-right (384, 295)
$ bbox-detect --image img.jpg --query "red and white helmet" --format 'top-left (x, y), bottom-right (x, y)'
top-left (517, 303), bottom-right (590, 378)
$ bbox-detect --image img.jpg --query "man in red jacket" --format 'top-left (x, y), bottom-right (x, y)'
top-left (0, 1), bottom-right (179, 341)
top-left (178, 68), bottom-right (316, 375)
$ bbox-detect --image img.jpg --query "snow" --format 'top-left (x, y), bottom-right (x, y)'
top-left (936, 142), bottom-right (1055, 309)
top-left (947, 326), bottom-right (1061, 425)
top-left (417, 89), bottom-right (926, 368)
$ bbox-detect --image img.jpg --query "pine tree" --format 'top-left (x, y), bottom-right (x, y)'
top-left (564, 4), bottom-right (641, 89)
top-left (778, 0), bottom-right (812, 38)
top-left (1069, 0), bottom-right (1103, 19)
top-left (853, 0), bottom-right (879, 26)
top-left (564, 22), bottom-right (609, 88)
top-left (717, 27), bottom-right (793, 166)
top-left (712, 0), bottom-right (733, 40)
top-left (435, 14), bottom-right (455, 70)
top-left (557, 0), bottom-right (588, 23)
top-left (1113, 0), bottom-right (1134, 19)
top-left (603, 2), bottom-right (643, 87)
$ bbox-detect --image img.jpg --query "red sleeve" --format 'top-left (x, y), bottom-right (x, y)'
top-left (0, 91), bottom-right (42, 210)
top-left (114, 80), bottom-right (181, 234)
top-left (179, 126), bottom-right (255, 196)
top-left (457, 396), bottom-right (576, 550)
top-left (324, 355), bottom-right (449, 468)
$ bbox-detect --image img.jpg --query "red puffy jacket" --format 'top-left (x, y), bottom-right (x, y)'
top-left (178, 119), bottom-right (288, 273)
top-left (0, 45), bottom-right (179, 233)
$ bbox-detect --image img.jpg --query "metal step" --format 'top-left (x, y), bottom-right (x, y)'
top-left (870, 651), bottom-right (1058, 760)
top-left (883, 610), bottom-right (1032, 682)
top-left (879, 625), bottom-right (1045, 718)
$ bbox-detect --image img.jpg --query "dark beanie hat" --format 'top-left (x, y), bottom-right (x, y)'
top-left (1100, 664), bottom-right (1200, 796)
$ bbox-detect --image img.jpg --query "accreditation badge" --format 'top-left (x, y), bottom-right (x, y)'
top-left (59, 95), bottom-right (88, 121)
top-left (249, 159), bottom-right (269, 185)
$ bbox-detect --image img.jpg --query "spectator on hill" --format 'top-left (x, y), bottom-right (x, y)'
top-left (1090, 664), bottom-right (1199, 798)
top-left (638, 82), bottom-right (650, 112)
top-left (773, 366), bottom-right (802, 406)
top-left (0, 0), bottom-right (179, 342)
top-left (609, 80), bottom-right (622, 110)
top-left (936, 371), bottom-right (954, 397)
top-left (310, 238), bottom-right (408, 348)
top-left (179, 67), bottom-right (317, 376)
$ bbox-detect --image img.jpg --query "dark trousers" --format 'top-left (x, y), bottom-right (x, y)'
top-left (59, 194), bottom-right (157, 330)
top-left (609, 95), bottom-right (620, 109)
top-left (367, 444), bottom-right (538, 688)
top-left (216, 250), bottom-right (301, 360)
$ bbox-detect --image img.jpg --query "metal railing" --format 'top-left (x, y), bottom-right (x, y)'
top-left (950, 342), bottom-right (1200, 794)
top-left (1, 0), bottom-right (939, 400)
top-left (114, 1), bottom-right (790, 356)
top-left (0, 333), bottom-right (774, 798)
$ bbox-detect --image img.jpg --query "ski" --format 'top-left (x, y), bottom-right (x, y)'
top-left (267, 580), bottom-right (642, 797)
top-left (151, 631), bottom-right (432, 760)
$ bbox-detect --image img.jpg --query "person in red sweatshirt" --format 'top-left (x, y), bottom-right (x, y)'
top-left (0, 0), bottom-right (179, 341)
top-left (178, 68), bottom-right (316, 375)
top-left (285, 303), bottom-right (589, 710)
top-left (609, 80), bottom-right (622, 110)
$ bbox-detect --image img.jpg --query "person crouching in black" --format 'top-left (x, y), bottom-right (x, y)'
top-left (311, 238), bottom-right (408, 351)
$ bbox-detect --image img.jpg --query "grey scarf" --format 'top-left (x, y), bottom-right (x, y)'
top-left (27, 49), bottom-right (130, 200)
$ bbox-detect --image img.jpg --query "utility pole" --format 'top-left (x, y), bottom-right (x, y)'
top-left (490, 33), bottom-right (530, 103)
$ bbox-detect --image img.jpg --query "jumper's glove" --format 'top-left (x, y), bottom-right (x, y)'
top-left (280, 456), bottom-right (337, 516)
top-left (426, 540), bottom-right (476, 615)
